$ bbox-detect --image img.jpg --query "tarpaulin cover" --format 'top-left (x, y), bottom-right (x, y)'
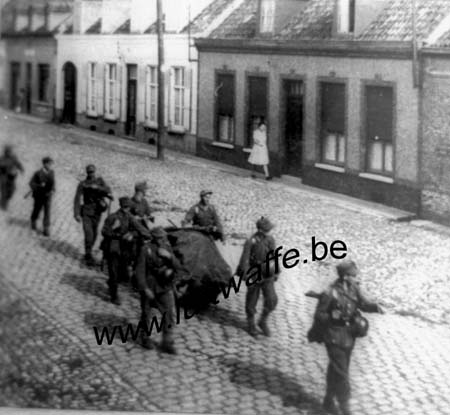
top-left (166, 228), bottom-right (233, 309)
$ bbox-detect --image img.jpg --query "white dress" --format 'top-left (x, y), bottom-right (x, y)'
top-left (248, 127), bottom-right (269, 166)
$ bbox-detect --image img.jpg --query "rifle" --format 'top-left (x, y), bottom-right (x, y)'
top-left (305, 290), bottom-right (322, 300)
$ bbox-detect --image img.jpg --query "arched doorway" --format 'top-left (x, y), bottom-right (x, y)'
top-left (61, 62), bottom-right (76, 124)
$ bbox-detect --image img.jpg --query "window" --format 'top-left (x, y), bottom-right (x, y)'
top-left (38, 64), bottom-right (50, 102)
top-left (366, 85), bottom-right (394, 174)
top-left (215, 73), bottom-right (235, 143)
top-left (337, 0), bottom-right (355, 34)
top-left (87, 62), bottom-right (97, 115)
top-left (173, 67), bottom-right (185, 128)
top-left (260, 0), bottom-right (275, 33)
top-left (104, 63), bottom-right (118, 119)
top-left (247, 76), bottom-right (268, 148)
top-left (320, 82), bottom-right (346, 165)
top-left (145, 65), bottom-right (158, 126)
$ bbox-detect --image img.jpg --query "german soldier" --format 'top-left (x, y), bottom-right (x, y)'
top-left (130, 181), bottom-right (155, 226)
top-left (136, 227), bottom-right (182, 354)
top-left (181, 190), bottom-right (224, 242)
top-left (236, 216), bottom-right (279, 337)
top-left (0, 145), bottom-right (24, 210)
top-left (101, 197), bottom-right (151, 305)
top-left (74, 164), bottom-right (113, 265)
top-left (29, 156), bottom-right (55, 236)
top-left (314, 260), bottom-right (384, 415)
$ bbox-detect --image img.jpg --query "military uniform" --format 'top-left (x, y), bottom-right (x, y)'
top-left (315, 263), bottom-right (382, 415)
top-left (0, 146), bottom-right (24, 210)
top-left (101, 198), bottom-right (152, 304)
top-left (237, 217), bottom-right (278, 337)
top-left (135, 228), bottom-right (182, 354)
top-left (182, 191), bottom-right (224, 241)
top-left (29, 158), bottom-right (55, 236)
top-left (74, 170), bottom-right (112, 262)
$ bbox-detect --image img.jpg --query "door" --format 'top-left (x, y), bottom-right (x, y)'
top-left (283, 80), bottom-right (304, 176)
top-left (10, 62), bottom-right (20, 110)
top-left (25, 62), bottom-right (32, 114)
top-left (62, 62), bottom-right (77, 124)
top-left (247, 76), bottom-right (268, 148)
top-left (125, 64), bottom-right (137, 136)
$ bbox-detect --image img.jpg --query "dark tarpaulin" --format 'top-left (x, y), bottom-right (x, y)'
top-left (166, 228), bottom-right (233, 310)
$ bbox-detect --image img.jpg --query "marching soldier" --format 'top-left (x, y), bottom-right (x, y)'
top-left (0, 145), bottom-right (24, 211)
top-left (236, 216), bottom-right (279, 337)
top-left (74, 164), bottom-right (113, 265)
top-left (29, 156), bottom-right (55, 236)
top-left (101, 197), bottom-right (151, 305)
top-left (130, 181), bottom-right (155, 225)
top-left (136, 227), bottom-right (182, 354)
top-left (313, 260), bottom-right (384, 415)
top-left (181, 190), bottom-right (224, 242)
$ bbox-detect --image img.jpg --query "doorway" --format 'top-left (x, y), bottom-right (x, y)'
top-left (125, 64), bottom-right (137, 136)
top-left (25, 62), bottom-right (32, 114)
top-left (62, 62), bottom-right (77, 124)
top-left (10, 62), bottom-right (20, 110)
top-left (283, 79), bottom-right (304, 176)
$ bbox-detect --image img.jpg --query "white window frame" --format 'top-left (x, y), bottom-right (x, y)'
top-left (337, 0), bottom-right (355, 34)
top-left (104, 63), bottom-right (118, 120)
top-left (145, 65), bottom-right (158, 128)
top-left (260, 0), bottom-right (275, 33)
top-left (87, 62), bottom-right (97, 116)
top-left (171, 66), bottom-right (186, 131)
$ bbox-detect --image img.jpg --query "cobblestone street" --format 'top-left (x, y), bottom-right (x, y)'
top-left (1, 110), bottom-right (450, 415)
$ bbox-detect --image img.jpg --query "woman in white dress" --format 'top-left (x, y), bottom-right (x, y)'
top-left (248, 118), bottom-right (272, 180)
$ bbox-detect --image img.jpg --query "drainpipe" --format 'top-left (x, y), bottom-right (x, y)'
top-left (412, 0), bottom-right (419, 88)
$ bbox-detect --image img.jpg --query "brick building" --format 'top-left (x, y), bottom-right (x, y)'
top-left (0, 0), bottom-right (73, 120)
top-left (195, 0), bottom-right (450, 213)
top-left (55, 0), bottom-right (239, 153)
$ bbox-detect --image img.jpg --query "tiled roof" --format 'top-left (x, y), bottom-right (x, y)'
top-left (277, 0), bottom-right (333, 40)
top-left (114, 18), bottom-right (130, 34)
top-left (209, 0), bottom-right (257, 39)
top-left (86, 18), bottom-right (102, 34)
top-left (181, 0), bottom-right (231, 34)
top-left (359, 0), bottom-right (450, 42)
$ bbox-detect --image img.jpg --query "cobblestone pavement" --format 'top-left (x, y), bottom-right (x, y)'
top-left (1, 110), bottom-right (450, 414)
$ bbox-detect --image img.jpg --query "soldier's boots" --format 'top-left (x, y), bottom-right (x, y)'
top-left (43, 227), bottom-right (50, 237)
top-left (339, 401), bottom-right (352, 415)
top-left (84, 253), bottom-right (97, 267)
top-left (258, 316), bottom-right (271, 337)
top-left (140, 331), bottom-right (154, 350)
top-left (160, 341), bottom-right (177, 355)
top-left (247, 317), bottom-right (258, 337)
top-left (31, 221), bottom-right (37, 231)
top-left (322, 396), bottom-right (339, 415)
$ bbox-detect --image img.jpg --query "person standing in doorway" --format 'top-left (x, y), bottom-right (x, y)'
top-left (29, 157), bottom-right (55, 236)
top-left (248, 118), bottom-right (272, 180)
top-left (0, 144), bottom-right (24, 211)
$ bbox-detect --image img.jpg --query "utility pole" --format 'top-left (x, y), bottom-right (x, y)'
top-left (156, 0), bottom-right (165, 160)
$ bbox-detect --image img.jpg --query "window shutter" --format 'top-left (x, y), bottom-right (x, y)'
top-left (96, 63), bottom-right (103, 116)
top-left (183, 67), bottom-right (192, 131)
top-left (115, 64), bottom-right (122, 120)
top-left (81, 62), bottom-right (88, 114)
top-left (104, 64), bottom-right (109, 117)
top-left (137, 65), bottom-right (146, 124)
top-left (144, 66), bottom-right (150, 122)
top-left (165, 67), bottom-right (171, 127)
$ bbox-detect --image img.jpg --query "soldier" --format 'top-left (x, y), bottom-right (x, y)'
top-left (0, 145), bottom-right (24, 211)
top-left (314, 260), bottom-right (384, 415)
top-left (236, 216), bottom-right (279, 337)
top-left (181, 190), bottom-right (224, 242)
top-left (130, 181), bottom-right (155, 225)
top-left (101, 197), bottom-right (152, 305)
top-left (74, 164), bottom-right (113, 266)
top-left (135, 226), bottom-right (183, 355)
top-left (29, 156), bottom-right (55, 236)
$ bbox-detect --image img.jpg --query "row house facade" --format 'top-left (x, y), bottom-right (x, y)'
top-left (195, 0), bottom-right (450, 215)
top-left (1, 0), bottom-right (73, 119)
top-left (55, 0), bottom-right (241, 153)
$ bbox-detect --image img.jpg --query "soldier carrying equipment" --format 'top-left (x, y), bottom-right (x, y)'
top-left (307, 260), bottom-right (384, 415)
top-left (181, 190), bottom-right (225, 242)
top-left (74, 164), bottom-right (113, 265)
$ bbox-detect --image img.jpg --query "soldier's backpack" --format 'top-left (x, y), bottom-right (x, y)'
top-left (249, 234), bottom-right (276, 278)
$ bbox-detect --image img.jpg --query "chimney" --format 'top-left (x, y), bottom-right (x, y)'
top-left (101, 0), bottom-right (131, 33)
top-left (73, 0), bottom-right (102, 34)
top-left (333, 0), bottom-right (390, 37)
top-left (130, 0), bottom-right (156, 33)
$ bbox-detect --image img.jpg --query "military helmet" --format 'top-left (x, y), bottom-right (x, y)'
top-left (42, 156), bottom-right (54, 165)
top-left (135, 181), bottom-right (148, 193)
top-left (86, 164), bottom-right (96, 173)
top-left (200, 190), bottom-right (213, 198)
top-left (352, 313), bottom-right (369, 338)
top-left (256, 216), bottom-right (274, 233)
top-left (119, 196), bottom-right (131, 208)
top-left (336, 260), bottom-right (357, 278)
